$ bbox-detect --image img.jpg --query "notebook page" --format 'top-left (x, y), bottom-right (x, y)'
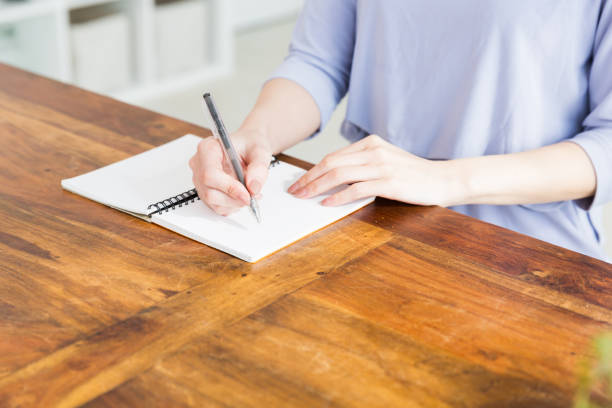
top-left (61, 135), bottom-right (200, 216)
top-left (152, 161), bottom-right (374, 262)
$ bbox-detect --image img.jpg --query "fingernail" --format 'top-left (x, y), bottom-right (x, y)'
top-left (295, 188), bottom-right (308, 198)
top-left (288, 183), bottom-right (298, 194)
top-left (249, 181), bottom-right (261, 195)
top-left (323, 195), bottom-right (339, 206)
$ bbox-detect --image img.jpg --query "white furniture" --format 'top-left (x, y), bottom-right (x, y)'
top-left (0, 0), bottom-right (232, 103)
top-left (232, 0), bottom-right (303, 31)
top-left (155, 0), bottom-right (209, 78)
top-left (71, 8), bottom-right (132, 93)
top-left (0, 0), bottom-right (303, 104)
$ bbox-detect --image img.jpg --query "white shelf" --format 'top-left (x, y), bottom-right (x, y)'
top-left (66, 0), bottom-right (123, 9)
top-left (112, 61), bottom-right (229, 101)
top-left (232, 0), bottom-right (303, 31)
top-left (0, 3), bottom-right (66, 80)
top-left (0, 0), bottom-right (233, 104)
top-left (0, 1), bottom-right (57, 25)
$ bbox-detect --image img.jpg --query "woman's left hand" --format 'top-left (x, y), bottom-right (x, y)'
top-left (288, 134), bottom-right (459, 207)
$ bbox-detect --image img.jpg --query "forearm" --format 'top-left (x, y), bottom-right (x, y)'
top-left (446, 141), bottom-right (597, 206)
top-left (238, 78), bottom-right (321, 153)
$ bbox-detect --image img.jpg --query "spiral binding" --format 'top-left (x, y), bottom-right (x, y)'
top-left (147, 189), bottom-right (199, 216)
top-left (146, 156), bottom-right (281, 217)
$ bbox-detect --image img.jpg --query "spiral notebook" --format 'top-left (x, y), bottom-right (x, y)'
top-left (61, 134), bottom-right (374, 262)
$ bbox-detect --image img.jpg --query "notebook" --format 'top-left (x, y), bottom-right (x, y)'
top-left (61, 134), bottom-right (374, 262)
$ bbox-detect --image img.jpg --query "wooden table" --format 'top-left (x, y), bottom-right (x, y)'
top-left (1, 63), bottom-right (611, 408)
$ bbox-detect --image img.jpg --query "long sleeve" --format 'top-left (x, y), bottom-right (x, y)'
top-left (571, 0), bottom-right (612, 209)
top-left (267, 1), bottom-right (608, 257)
top-left (269, 0), bottom-right (357, 134)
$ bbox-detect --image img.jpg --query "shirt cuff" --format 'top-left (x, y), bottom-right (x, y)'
top-left (268, 55), bottom-right (342, 137)
top-left (569, 128), bottom-right (612, 210)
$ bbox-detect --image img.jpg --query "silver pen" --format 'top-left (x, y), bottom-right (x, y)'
top-left (203, 93), bottom-right (262, 223)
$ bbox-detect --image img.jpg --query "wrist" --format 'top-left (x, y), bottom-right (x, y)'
top-left (237, 113), bottom-right (276, 151)
top-left (235, 123), bottom-right (272, 151)
top-left (437, 159), bottom-right (474, 207)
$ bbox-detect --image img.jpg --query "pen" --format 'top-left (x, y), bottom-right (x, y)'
top-left (203, 92), bottom-right (262, 223)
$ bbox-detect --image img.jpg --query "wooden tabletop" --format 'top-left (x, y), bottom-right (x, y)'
top-left (1, 63), bottom-right (612, 408)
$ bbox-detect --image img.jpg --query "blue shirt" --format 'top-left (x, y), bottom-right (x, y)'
top-left (270, 0), bottom-right (612, 261)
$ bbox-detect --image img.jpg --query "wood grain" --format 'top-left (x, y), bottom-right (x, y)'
top-left (1, 63), bottom-right (611, 407)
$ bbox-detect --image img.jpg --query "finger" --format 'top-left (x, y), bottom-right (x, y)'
top-left (289, 150), bottom-right (371, 194)
top-left (201, 187), bottom-right (247, 209)
top-left (209, 204), bottom-right (240, 217)
top-left (309, 134), bottom-right (384, 167)
top-left (245, 145), bottom-right (271, 195)
top-left (294, 165), bottom-right (384, 199)
top-left (338, 134), bottom-right (385, 154)
top-left (194, 168), bottom-right (250, 205)
top-left (321, 180), bottom-right (380, 206)
top-left (197, 137), bottom-right (225, 170)
top-left (192, 137), bottom-right (231, 194)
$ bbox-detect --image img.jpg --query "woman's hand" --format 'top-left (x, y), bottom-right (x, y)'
top-left (189, 129), bottom-right (273, 216)
top-left (288, 134), bottom-right (459, 207)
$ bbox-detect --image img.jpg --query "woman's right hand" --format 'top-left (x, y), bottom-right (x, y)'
top-left (189, 129), bottom-right (273, 216)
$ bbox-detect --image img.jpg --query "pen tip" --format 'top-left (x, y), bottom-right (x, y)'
top-left (251, 197), bottom-right (262, 223)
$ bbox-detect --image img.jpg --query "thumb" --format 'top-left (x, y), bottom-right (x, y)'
top-left (244, 145), bottom-right (271, 196)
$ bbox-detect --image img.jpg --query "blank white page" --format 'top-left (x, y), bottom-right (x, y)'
top-left (61, 135), bottom-right (200, 216)
top-left (152, 161), bottom-right (374, 262)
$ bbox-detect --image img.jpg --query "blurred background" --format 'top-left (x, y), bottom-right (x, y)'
top-left (1, 0), bottom-right (610, 258)
top-left (0, 0), bottom-right (347, 163)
